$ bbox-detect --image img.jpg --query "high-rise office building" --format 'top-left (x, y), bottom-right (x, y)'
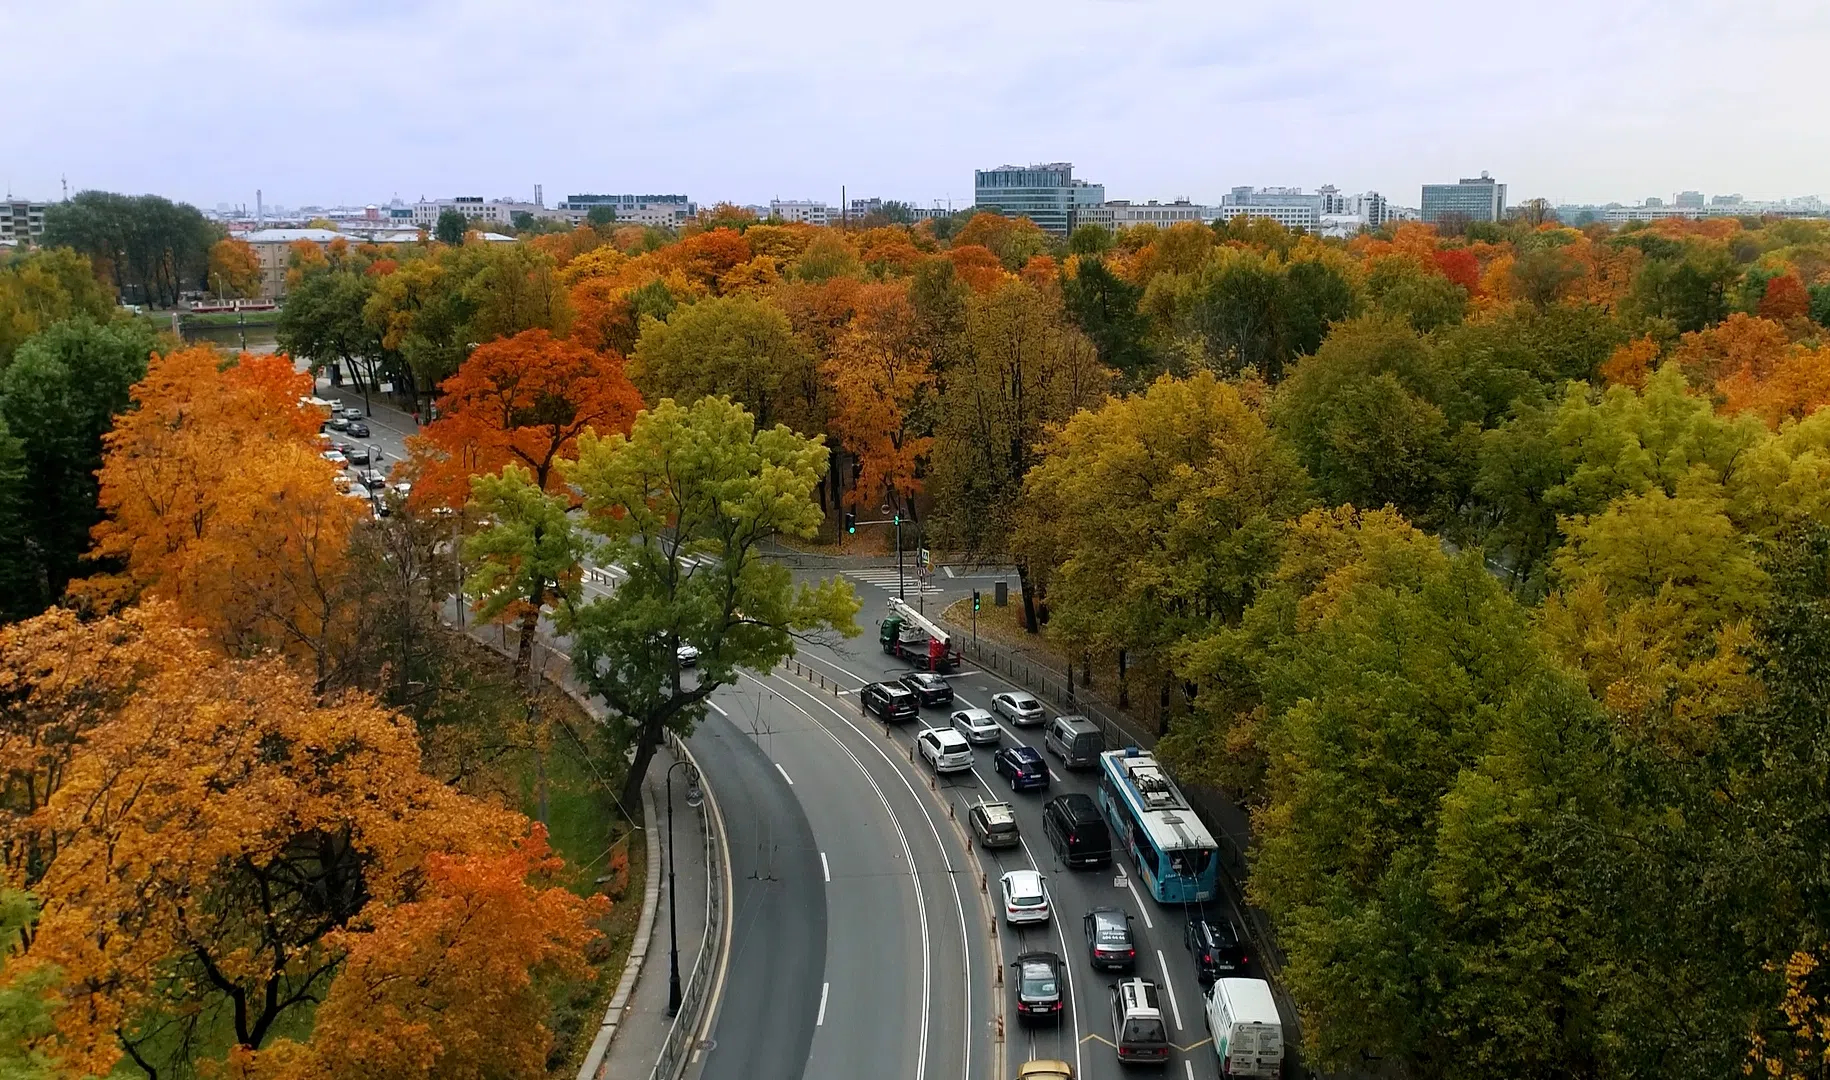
top-left (973, 163), bottom-right (1103, 236)
top-left (1420, 172), bottom-right (1507, 224)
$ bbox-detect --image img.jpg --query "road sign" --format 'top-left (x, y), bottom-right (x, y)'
top-left (1114, 868), bottom-right (1129, 889)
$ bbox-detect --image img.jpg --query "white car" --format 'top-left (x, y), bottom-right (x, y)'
top-left (918, 728), bottom-right (974, 773)
top-left (951, 708), bottom-right (1002, 746)
top-left (1001, 869), bottom-right (1051, 926)
top-left (993, 691), bottom-right (1046, 726)
top-left (321, 450), bottom-right (347, 465)
top-left (676, 643), bottom-right (700, 667)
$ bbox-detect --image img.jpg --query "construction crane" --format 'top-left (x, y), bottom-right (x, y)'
top-left (878, 597), bottom-right (963, 673)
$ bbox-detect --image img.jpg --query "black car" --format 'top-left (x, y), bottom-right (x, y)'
top-left (899, 671), bottom-right (954, 707)
top-left (1011, 951), bottom-right (1064, 1022)
top-left (860, 681), bottom-right (919, 723)
top-left (995, 745), bottom-right (1049, 792)
top-left (1186, 916), bottom-right (1249, 985)
top-left (345, 421), bottom-right (371, 439)
top-left (345, 446), bottom-right (371, 466)
top-left (1084, 907), bottom-right (1137, 971)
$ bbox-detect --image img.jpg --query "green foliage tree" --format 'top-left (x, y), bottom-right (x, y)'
top-left (435, 209), bottom-right (469, 245)
top-left (0, 317), bottom-right (154, 619)
top-left (1060, 256), bottom-right (1151, 378)
top-left (465, 464), bottom-right (587, 682)
top-left (0, 247), bottom-right (117, 364)
top-left (629, 294), bottom-right (817, 432)
top-left (0, 889), bottom-right (59, 1080)
top-left (560, 396), bottom-right (859, 810)
top-left (585, 205), bottom-right (619, 229)
top-left (1067, 223), bottom-right (1114, 255)
top-left (1363, 254), bottom-right (1468, 332)
top-left (42, 191), bottom-right (219, 307)
top-left (278, 265), bottom-right (391, 412)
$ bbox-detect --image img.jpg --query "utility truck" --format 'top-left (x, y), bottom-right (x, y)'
top-left (879, 597), bottom-right (963, 673)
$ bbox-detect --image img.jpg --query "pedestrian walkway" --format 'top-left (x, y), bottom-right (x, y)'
top-left (845, 567), bottom-right (944, 594)
top-left (588, 742), bottom-right (710, 1080)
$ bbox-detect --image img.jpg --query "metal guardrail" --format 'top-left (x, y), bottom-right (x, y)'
top-left (649, 732), bottom-right (726, 1080)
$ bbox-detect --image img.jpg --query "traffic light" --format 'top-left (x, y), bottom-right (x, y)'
top-left (844, 511), bottom-right (856, 534)
top-left (972, 589), bottom-right (981, 612)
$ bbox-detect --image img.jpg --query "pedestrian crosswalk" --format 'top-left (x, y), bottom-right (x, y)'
top-left (845, 569), bottom-right (944, 595)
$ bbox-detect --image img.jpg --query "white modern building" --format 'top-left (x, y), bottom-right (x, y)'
top-left (0, 200), bottom-right (47, 246)
top-left (1077, 199), bottom-right (1213, 230)
top-left (1216, 186), bottom-right (1324, 230)
top-left (769, 199), bottom-right (832, 226)
top-left (557, 194), bottom-right (696, 228)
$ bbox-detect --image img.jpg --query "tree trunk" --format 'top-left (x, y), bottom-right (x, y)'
top-left (619, 719), bottom-right (663, 820)
top-left (514, 604), bottom-right (539, 682)
top-left (1016, 559), bottom-right (1040, 634)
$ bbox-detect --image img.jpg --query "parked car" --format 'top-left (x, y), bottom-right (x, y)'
top-left (1012, 951), bottom-right (1065, 1022)
top-left (950, 708), bottom-right (1002, 746)
top-left (969, 800), bottom-right (1021, 850)
top-left (1187, 917), bottom-right (1250, 985)
top-left (1044, 793), bottom-right (1112, 868)
top-left (344, 421), bottom-right (371, 438)
top-left (917, 728), bottom-right (974, 774)
top-left (899, 671), bottom-right (954, 707)
top-left (995, 745), bottom-right (1049, 792)
top-left (1000, 869), bottom-right (1051, 926)
top-left (357, 470), bottom-right (388, 490)
top-left (321, 450), bottom-right (347, 466)
top-left (676, 643), bottom-right (700, 667)
top-left (1083, 908), bottom-right (1137, 971)
top-left (340, 407), bottom-right (365, 420)
top-left (1045, 715), bottom-right (1105, 768)
top-left (325, 416), bottom-right (350, 432)
top-left (860, 681), bottom-right (919, 723)
top-left (993, 691), bottom-right (1045, 726)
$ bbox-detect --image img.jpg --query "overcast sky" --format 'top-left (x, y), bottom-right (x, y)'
top-left (6, 0), bottom-right (1826, 211)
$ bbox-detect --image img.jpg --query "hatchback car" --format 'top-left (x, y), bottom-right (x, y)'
top-left (344, 421), bottom-right (371, 438)
top-left (1186, 917), bottom-right (1250, 985)
top-left (950, 708), bottom-right (1002, 746)
top-left (918, 728), bottom-right (974, 774)
top-left (1012, 951), bottom-right (1065, 1022)
top-left (969, 800), bottom-right (1021, 849)
top-left (993, 691), bottom-right (1046, 726)
top-left (900, 671), bottom-right (954, 707)
top-left (995, 745), bottom-right (1049, 792)
top-left (1110, 978), bottom-right (1171, 1064)
top-left (1084, 908), bottom-right (1137, 971)
top-left (860, 681), bottom-right (919, 723)
top-left (1001, 869), bottom-right (1051, 926)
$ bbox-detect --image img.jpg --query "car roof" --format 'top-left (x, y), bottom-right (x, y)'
top-left (1003, 691), bottom-right (1039, 703)
top-left (1089, 908), bottom-right (1129, 929)
top-left (929, 729), bottom-right (968, 745)
top-left (956, 708), bottom-right (994, 721)
top-left (1008, 745), bottom-right (1042, 762)
top-left (976, 800), bottom-right (1016, 824)
top-left (876, 682), bottom-right (914, 695)
top-left (1016, 1062), bottom-right (1074, 1080)
top-left (1004, 868), bottom-right (1042, 889)
top-left (907, 672), bottom-right (946, 684)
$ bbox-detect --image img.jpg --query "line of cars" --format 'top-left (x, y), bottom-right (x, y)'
top-left (316, 404), bottom-right (407, 514)
top-left (859, 664), bottom-right (1280, 1075)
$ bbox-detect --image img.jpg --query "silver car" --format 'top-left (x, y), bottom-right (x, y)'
top-left (951, 708), bottom-right (1002, 745)
top-left (993, 691), bottom-right (1045, 726)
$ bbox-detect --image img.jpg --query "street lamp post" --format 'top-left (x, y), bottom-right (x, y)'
top-left (665, 758), bottom-right (702, 1017)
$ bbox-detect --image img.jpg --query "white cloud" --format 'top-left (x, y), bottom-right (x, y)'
top-left (5, 0), bottom-right (1827, 208)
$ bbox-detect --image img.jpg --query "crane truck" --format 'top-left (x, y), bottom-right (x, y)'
top-left (879, 598), bottom-right (964, 673)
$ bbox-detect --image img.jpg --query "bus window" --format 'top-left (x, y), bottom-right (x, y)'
top-left (1169, 848), bottom-right (1213, 878)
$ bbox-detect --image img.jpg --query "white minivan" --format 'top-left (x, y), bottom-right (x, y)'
top-left (1204, 977), bottom-right (1283, 1078)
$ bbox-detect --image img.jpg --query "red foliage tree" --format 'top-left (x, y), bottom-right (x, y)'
top-left (1759, 272), bottom-right (1810, 321)
top-left (1431, 248), bottom-right (1482, 296)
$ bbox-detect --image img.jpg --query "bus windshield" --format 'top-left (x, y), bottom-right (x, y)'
top-left (1168, 848), bottom-right (1213, 879)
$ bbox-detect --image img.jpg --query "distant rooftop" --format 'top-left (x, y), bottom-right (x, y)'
top-left (241, 228), bottom-right (345, 243)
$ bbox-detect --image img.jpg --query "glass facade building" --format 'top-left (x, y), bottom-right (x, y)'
top-left (973, 163), bottom-right (1102, 236)
top-left (1420, 173), bottom-right (1507, 224)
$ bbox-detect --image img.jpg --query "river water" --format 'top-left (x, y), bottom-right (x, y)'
top-left (179, 323), bottom-right (280, 355)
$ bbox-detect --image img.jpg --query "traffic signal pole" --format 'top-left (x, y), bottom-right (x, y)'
top-left (849, 511), bottom-right (906, 601)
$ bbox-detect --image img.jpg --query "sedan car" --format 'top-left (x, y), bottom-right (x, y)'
top-left (1084, 907), bottom-right (1137, 971)
top-left (950, 708), bottom-right (1002, 746)
top-left (1011, 951), bottom-right (1065, 1022)
top-left (325, 415), bottom-right (351, 432)
top-left (344, 446), bottom-right (371, 466)
top-left (900, 671), bottom-right (954, 707)
top-left (676, 643), bottom-right (700, 667)
top-left (917, 728), bottom-right (974, 774)
top-left (994, 745), bottom-right (1049, 792)
top-left (340, 407), bottom-right (365, 420)
top-left (321, 450), bottom-right (347, 466)
top-left (993, 691), bottom-right (1046, 726)
top-left (1001, 869), bottom-right (1051, 926)
top-left (344, 421), bottom-right (371, 439)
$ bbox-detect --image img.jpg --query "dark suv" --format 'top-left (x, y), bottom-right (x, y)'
top-left (899, 671), bottom-right (954, 707)
top-left (860, 681), bottom-right (918, 723)
top-left (994, 745), bottom-right (1049, 792)
top-left (1186, 916), bottom-right (1249, 985)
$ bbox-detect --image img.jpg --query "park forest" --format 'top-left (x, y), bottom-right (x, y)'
top-left (4, 194), bottom-right (1830, 1078)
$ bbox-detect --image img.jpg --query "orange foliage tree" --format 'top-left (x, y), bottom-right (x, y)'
top-left (1670, 312), bottom-right (1790, 389)
top-left (86, 346), bottom-right (362, 687)
top-left (1720, 343), bottom-right (1830, 428)
top-left (208, 237), bottom-right (263, 298)
top-left (946, 244), bottom-right (1009, 293)
top-left (0, 604), bottom-right (598, 1077)
top-left (826, 284), bottom-right (935, 514)
top-left (405, 328), bottom-right (643, 508)
top-left (1760, 272), bottom-right (1811, 321)
top-left (1599, 336), bottom-right (1662, 390)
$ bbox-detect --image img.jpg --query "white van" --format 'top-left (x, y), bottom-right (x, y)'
top-left (1204, 977), bottom-right (1283, 1077)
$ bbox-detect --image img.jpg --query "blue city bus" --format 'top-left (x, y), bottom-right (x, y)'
top-left (1096, 747), bottom-right (1219, 904)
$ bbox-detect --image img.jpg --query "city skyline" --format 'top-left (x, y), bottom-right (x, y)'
top-left (7, 0), bottom-right (1827, 211)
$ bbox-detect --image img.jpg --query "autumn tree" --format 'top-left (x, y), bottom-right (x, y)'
top-left (826, 283), bottom-right (935, 516)
top-left (0, 604), bottom-right (596, 1078)
top-left (277, 262), bottom-right (393, 415)
top-left (561, 396), bottom-right (859, 811)
top-left (465, 463), bottom-right (585, 681)
top-left (629, 294), bottom-right (817, 433)
top-left (1061, 256), bottom-right (1152, 378)
top-left (0, 247), bottom-right (117, 364)
top-left (405, 328), bottom-right (642, 509)
top-left (208, 236), bottom-right (263, 298)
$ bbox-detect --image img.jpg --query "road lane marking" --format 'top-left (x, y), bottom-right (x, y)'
top-left (1175, 1037), bottom-right (1213, 1052)
top-left (1158, 949), bottom-right (1184, 1031)
top-left (821, 851), bottom-right (830, 882)
top-left (1049, 768), bottom-right (1063, 784)
top-left (1127, 877), bottom-right (1154, 928)
top-left (1185, 1060), bottom-right (1195, 1080)
top-left (775, 762), bottom-right (794, 786)
top-left (708, 700), bottom-right (728, 717)
top-left (817, 981), bottom-right (829, 1026)
top-left (1080, 1033), bottom-right (1117, 1047)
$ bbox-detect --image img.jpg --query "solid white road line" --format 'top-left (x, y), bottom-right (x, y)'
top-left (821, 851), bottom-right (831, 883)
top-left (1127, 877), bottom-right (1154, 929)
top-left (1185, 1061), bottom-right (1196, 1080)
top-left (1158, 949), bottom-right (1184, 1031)
top-left (817, 981), bottom-right (830, 1026)
top-left (708, 700), bottom-right (728, 717)
top-left (775, 762), bottom-right (794, 786)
